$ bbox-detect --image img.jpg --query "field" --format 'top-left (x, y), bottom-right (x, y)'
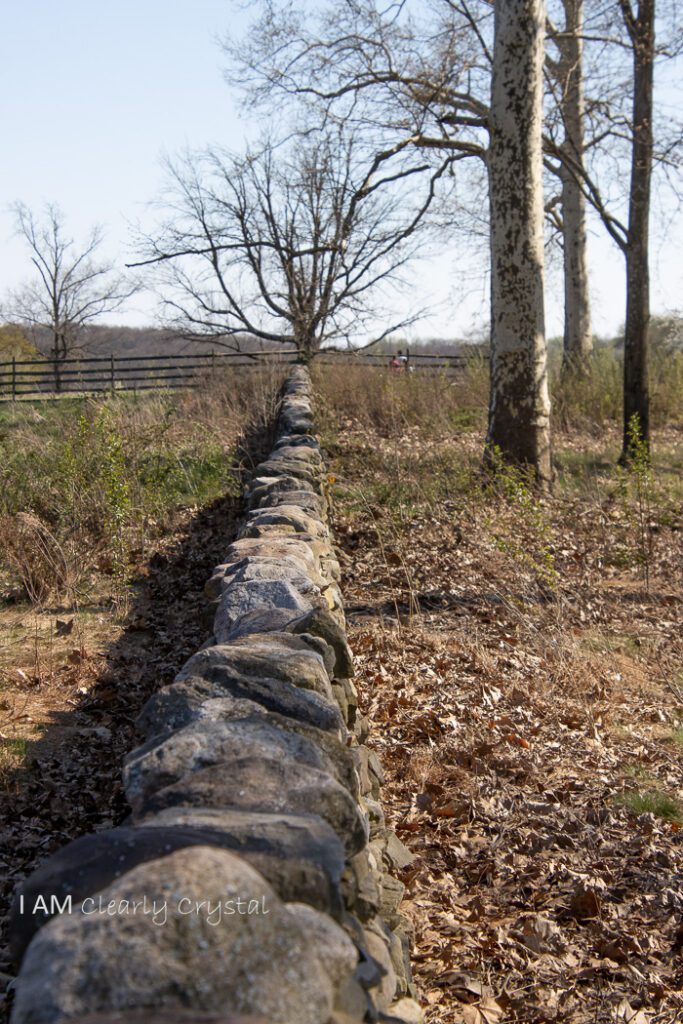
top-left (0, 354), bottom-right (681, 1022)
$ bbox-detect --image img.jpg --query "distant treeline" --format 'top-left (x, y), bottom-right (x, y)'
top-left (1, 317), bottom-right (680, 363)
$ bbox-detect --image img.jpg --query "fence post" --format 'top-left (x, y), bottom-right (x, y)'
top-left (12, 357), bottom-right (16, 402)
top-left (110, 353), bottom-right (116, 393)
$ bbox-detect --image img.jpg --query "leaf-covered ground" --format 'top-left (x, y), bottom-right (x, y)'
top-left (329, 423), bottom-right (683, 1024)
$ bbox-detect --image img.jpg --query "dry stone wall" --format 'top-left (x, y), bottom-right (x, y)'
top-left (9, 367), bottom-right (422, 1024)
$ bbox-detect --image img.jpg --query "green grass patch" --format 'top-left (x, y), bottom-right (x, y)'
top-left (0, 371), bottom-right (280, 607)
top-left (667, 727), bottom-right (683, 748)
top-left (615, 788), bottom-right (683, 824)
top-left (0, 737), bottom-right (29, 777)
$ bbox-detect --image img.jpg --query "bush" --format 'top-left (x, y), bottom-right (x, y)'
top-left (551, 327), bottom-right (683, 431)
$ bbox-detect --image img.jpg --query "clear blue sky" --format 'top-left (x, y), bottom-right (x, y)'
top-left (1, 1), bottom-right (681, 342)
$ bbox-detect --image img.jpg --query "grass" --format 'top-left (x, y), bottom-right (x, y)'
top-left (0, 738), bottom-right (28, 777)
top-left (616, 787), bottom-right (683, 824)
top-left (312, 358), bottom-right (489, 439)
top-left (0, 367), bottom-right (283, 784)
top-left (0, 367), bottom-right (283, 609)
top-left (549, 335), bottom-right (683, 431)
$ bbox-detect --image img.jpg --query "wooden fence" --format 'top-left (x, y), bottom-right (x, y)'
top-left (0, 350), bottom-right (296, 400)
top-left (0, 348), bottom-right (487, 400)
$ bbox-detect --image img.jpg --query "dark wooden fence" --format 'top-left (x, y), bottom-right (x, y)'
top-left (0, 350), bottom-right (297, 400)
top-left (318, 350), bottom-right (487, 372)
top-left (0, 348), bottom-right (487, 400)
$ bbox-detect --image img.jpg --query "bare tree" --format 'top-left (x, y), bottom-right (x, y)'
top-left (487, 0), bottom-right (552, 486)
top-left (544, 0), bottom-right (681, 457)
top-left (546, 0), bottom-right (593, 371)
top-left (228, 0), bottom-right (590, 358)
top-left (2, 203), bottom-right (137, 369)
top-left (620, 0), bottom-right (655, 457)
top-left (231, 0), bottom-right (680, 464)
top-left (133, 131), bottom-right (450, 360)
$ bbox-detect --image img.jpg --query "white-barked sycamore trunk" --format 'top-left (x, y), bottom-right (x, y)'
top-left (487, 0), bottom-right (552, 486)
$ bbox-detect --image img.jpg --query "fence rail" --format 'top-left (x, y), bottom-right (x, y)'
top-left (0, 347), bottom-right (487, 400)
top-left (0, 350), bottom-right (298, 400)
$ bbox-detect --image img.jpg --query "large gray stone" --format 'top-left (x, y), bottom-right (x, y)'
top-left (270, 446), bottom-right (323, 465)
top-left (370, 830), bottom-right (414, 873)
top-left (137, 673), bottom-right (343, 740)
top-left (219, 611), bottom-right (335, 669)
top-left (177, 637), bottom-right (333, 698)
top-left (343, 850), bottom-right (381, 921)
top-left (10, 803), bottom-right (352, 961)
top-left (221, 555), bottom-right (328, 590)
top-left (255, 457), bottom-right (321, 480)
top-left (247, 475), bottom-right (321, 506)
top-left (223, 537), bottom-right (320, 575)
top-left (278, 407), bottom-right (315, 435)
top-left (214, 580), bottom-right (320, 642)
top-left (124, 714), bottom-right (359, 813)
top-left (143, 693), bottom-right (347, 749)
top-left (10, 847), bottom-right (357, 1024)
top-left (219, 602), bottom-right (296, 634)
top-left (272, 432), bottom-right (318, 450)
top-left (285, 608), bottom-right (354, 678)
top-left (136, 754), bottom-right (368, 856)
top-left (139, 808), bottom-right (347, 916)
top-left (255, 489), bottom-right (327, 516)
top-left (241, 508), bottom-right (329, 539)
top-left (10, 825), bottom-right (254, 963)
top-left (205, 556), bottom-right (327, 601)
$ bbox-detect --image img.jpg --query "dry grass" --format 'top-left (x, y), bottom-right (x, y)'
top-left (312, 359), bottom-right (489, 437)
top-left (0, 365), bottom-right (284, 609)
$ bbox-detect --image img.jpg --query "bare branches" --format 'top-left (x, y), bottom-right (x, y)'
top-left (135, 130), bottom-right (446, 358)
top-left (1, 203), bottom-right (137, 362)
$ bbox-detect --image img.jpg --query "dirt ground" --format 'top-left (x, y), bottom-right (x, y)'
top-left (329, 423), bottom-right (683, 1024)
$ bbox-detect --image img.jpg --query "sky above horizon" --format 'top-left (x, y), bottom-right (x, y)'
top-left (1, 1), bottom-right (681, 344)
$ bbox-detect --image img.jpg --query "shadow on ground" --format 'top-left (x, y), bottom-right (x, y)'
top-left (0, 410), bottom-right (277, 1015)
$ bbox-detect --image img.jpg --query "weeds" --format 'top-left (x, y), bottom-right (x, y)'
top-left (551, 336), bottom-right (683, 431)
top-left (616, 787), bottom-right (683, 825)
top-left (312, 359), bottom-right (488, 438)
top-left (484, 446), bottom-right (559, 592)
top-left (615, 415), bottom-right (655, 589)
top-left (0, 367), bottom-right (283, 607)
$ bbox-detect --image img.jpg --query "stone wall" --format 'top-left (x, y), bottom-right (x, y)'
top-left (9, 367), bottom-right (422, 1024)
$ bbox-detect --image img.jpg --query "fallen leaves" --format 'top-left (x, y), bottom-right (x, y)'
top-left (332, 422), bottom-right (683, 1023)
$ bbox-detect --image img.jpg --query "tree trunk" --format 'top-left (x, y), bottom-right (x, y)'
top-left (557, 0), bottom-right (593, 371)
top-left (622, 0), bottom-right (654, 459)
top-left (296, 331), bottom-right (317, 364)
top-left (52, 329), bottom-right (62, 393)
top-left (487, 0), bottom-right (551, 487)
